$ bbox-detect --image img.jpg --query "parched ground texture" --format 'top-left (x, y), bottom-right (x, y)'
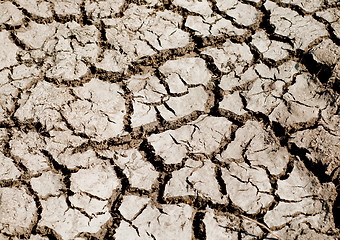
top-left (0, 0), bottom-right (339, 239)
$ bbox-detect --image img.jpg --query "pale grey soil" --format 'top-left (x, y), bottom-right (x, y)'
top-left (0, 0), bottom-right (339, 239)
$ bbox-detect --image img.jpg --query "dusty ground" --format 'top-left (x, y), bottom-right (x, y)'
top-left (0, 0), bottom-right (339, 239)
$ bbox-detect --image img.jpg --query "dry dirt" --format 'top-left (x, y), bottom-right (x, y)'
top-left (0, 0), bottom-right (339, 239)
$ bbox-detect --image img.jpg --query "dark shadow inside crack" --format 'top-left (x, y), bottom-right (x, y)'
top-left (288, 143), bottom-right (331, 183)
top-left (193, 211), bottom-right (207, 240)
top-left (299, 51), bottom-right (335, 92)
top-left (334, 190), bottom-right (340, 229)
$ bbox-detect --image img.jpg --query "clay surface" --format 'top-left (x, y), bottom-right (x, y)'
top-left (0, 0), bottom-right (339, 239)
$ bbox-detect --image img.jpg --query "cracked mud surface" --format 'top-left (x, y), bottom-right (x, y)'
top-left (0, 0), bottom-right (339, 239)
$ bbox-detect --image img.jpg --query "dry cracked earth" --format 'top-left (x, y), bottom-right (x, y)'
top-left (0, 0), bottom-right (339, 239)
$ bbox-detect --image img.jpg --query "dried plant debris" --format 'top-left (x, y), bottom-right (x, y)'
top-left (0, 0), bottom-right (339, 239)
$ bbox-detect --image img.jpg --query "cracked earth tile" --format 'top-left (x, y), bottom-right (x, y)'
top-left (157, 86), bottom-right (209, 121)
top-left (70, 161), bottom-right (121, 200)
top-left (173, 0), bottom-right (213, 16)
top-left (264, 161), bottom-right (336, 236)
top-left (290, 126), bottom-right (340, 177)
top-left (159, 57), bottom-right (212, 86)
top-left (0, 65), bottom-right (41, 121)
top-left (16, 21), bottom-right (57, 49)
top-left (244, 65), bottom-right (286, 114)
top-left (85, 0), bottom-right (125, 21)
top-left (264, 198), bottom-right (333, 232)
top-left (311, 39), bottom-right (340, 66)
top-left (216, 0), bottom-right (259, 26)
top-left (222, 162), bottom-right (274, 214)
top-left (149, 116), bottom-right (232, 164)
top-left (15, 0), bottom-right (53, 18)
top-left (185, 15), bottom-right (247, 37)
top-left (0, 31), bottom-right (19, 70)
top-left (61, 78), bottom-right (126, 140)
top-left (219, 92), bottom-right (247, 115)
top-left (251, 30), bottom-right (292, 61)
top-left (264, 1), bottom-right (328, 50)
top-left (114, 220), bottom-right (145, 240)
top-left (28, 235), bottom-right (49, 240)
top-left (270, 226), bottom-right (337, 240)
top-left (39, 195), bottom-right (108, 240)
top-left (119, 195), bottom-right (150, 221)
top-left (0, 187), bottom-right (37, 235)
top-left (53, 0), bottom-right (82, 16)
top-left (165, 158), bottom-right (228, 203)
top-left (0, 0), bottom-right (339, 238)
top-left (45, 50), bottom-right (88, 81)
top-left (276, 160), bottom-right (335, 201)
top-left (219, 66), bottom-right (258, 92)
top-left (56, 149), bottom-right (101, 170)
top-left (43, 22), bottom-right (99, 80)
top-left (128, 72), bottom-right (167, 104)
top-left (163, 72), bottom-right (188, 94)
top-left (204, 208), bottom-right (239, 239)
top-left (311, 39), bottom-right (340, 79)
top-left (269, 73), bottom-right (334, 128)
top-left (280, 0), bottom-right (323, 12)
top-left (115, 149), bottom-right (159, 190)
top-left (0, 2), bottom-right (24, 26)
top-left (316, 7), bottom-right (340, 38)
top-left (30, 171), bottom-right (63, 198)
top-left (204, 207), bottom-right (264, 239)
top-left (130, 101), bottom-right (158, 128)
top-left (217, 121), bottom-right (289, 175)
top-left (0, 152), bottom-right (21, 181)
top-left (101, 148), bottom-right (159, 190)
top-left (69, 193), bottom-right (111, 220)
top-left (15, 81), bottom-right (73, 131)
top-left (131, 203), bottom-right (194, 240)
top-left (202, 40), bottom-right (253, 74)
top-left (103, 5), bottom-right (189, 71)
top-left (10, 131), bottom-right (50, 174)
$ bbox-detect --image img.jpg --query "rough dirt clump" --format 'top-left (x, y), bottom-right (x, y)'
top-left (0, 0), bottom-right (339, 239)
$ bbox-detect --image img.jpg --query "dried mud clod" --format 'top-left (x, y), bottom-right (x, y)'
top-left (0, 0), bottom-right (339, 239)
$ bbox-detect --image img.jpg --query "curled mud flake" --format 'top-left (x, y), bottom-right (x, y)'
top-left (289, 126), bottom-right (340, 178)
